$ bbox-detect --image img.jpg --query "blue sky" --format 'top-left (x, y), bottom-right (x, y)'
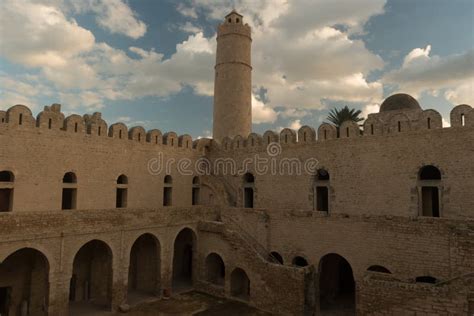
top-left (0, 0), bottom-right (473, 138)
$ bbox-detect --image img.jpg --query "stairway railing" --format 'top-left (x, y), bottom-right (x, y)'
top-left (223, 214), bottom-right (281, 264)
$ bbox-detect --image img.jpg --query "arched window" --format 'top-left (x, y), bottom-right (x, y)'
top-left (367, 265), bottom-right (391, 274)
top-left (62, 172), bottom-right (77, 210)
top-left (116, 174), bottom-right (128, 208)
top-left (418, 165), bottom-right (442, 217)
top-left (192, 176), bottom-right (200, 206)
top-left (243, 173), bottom-right (255, 208)
top-left (0, 171), bottom-right (14, 212)
top-left (314, 169), bottom-right (330, 212)
top-left (292, 256), bottom-right (308, 267)
top-left (163, 175), bottom-right (172, 206)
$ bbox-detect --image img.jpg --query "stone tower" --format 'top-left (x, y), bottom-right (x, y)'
top-left (213, 10), bottom-right (252, 141)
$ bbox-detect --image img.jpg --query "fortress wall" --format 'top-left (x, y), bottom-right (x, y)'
top-left (0, 207), bottom-right (219, 314)
top-left (223, 208), bottom-right (474, 282)
top-left (0, 122), bottom-right (202, 212)
top-left (210, 126), bottom-right (474, 219)
top-left (197, 220), bottom-right (306, 315)
top-left (358, 275), bottom-right (472, 315)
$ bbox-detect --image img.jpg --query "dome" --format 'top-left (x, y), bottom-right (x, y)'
top-left (379, 93), bottom-right (421, 112)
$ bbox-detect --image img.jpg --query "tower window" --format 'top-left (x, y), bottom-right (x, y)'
top-left (243, 173), bottom-right (255, 208)
top-left (119, 130), bottom-right (122, 139)
top-left (98, 126), bottom-right (101, 136)
top-left (192, 176), bottom-right (200, 205)
top-left (163, 175), bottom-right (173, 206)
top-left (236, 18), bottom-right (240, 23)
top-left (116, 174), bottom-right (128, 208)
top-left (418, 165), bottom-right (442, 217)
top-left (371, 124), bottom-right (374, 135)
top-left (0, 171), bottom-right (14, 212)
top-left (346, 127), bottom-right (349, 137)
top-left (427, 118), bottom-right (431, 129)
top-left (19, 114), bottom-right (23, 125)
top-left (228, 18), bottom-right (232, 23)
top-left (48, 118), bottom-right (52, 129)
top-left (398, 121), bottom-right (401, 132)
top-left (461, 114), bottom-right (465, 126)
top-left (314, 169), bottom-right (330, 212)
top-left (74, 123), bottom-right (78, 133)
top-left (62, 172), bottom-right (77, 210)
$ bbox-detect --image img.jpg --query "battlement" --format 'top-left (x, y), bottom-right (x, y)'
top-left (0, 103), bottom-right (213, 151)
top-left (217, 104), bottom-right (474, 152)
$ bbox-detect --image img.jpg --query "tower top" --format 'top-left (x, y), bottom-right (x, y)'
top-left (224, 10), bottom-right (244, 24)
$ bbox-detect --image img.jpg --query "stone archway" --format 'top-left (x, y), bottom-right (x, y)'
top-left (230, 268), bottom-right (250, 301)
top-left (205, 253), bottom-right (225, 286)
top-left (69, 240), bottom-right (113, 312)
top-left (0, 248), bottom-right (49, 316)
top-left (172, 228), bottom-right (196, 290)
top-left (128, 234), bottom-right (160, 302)
top-left (319, 253), bottom-right (355, 314)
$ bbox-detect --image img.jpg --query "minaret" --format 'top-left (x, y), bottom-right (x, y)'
top-left (213, 10), bottom-right (252, 142)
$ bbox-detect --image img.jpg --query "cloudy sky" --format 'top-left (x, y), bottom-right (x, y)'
top-left (0, 0), bottom-right (473, 137)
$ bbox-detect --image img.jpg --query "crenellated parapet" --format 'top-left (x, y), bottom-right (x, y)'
top-left (216, 103), bottom-right (473, 152)
top-left (0, 104), bottom-right (196, 150)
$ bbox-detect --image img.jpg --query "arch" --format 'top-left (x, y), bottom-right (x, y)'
top-left (0, 171), bottom-right (14, 212)
top-left (64, 114), bottom-right (85, 133)
top-left (129, 126), bottom-right (146, 143)
top-left (363, 116), bottom-right (383, 136)
top-left (317, 123), bottom-right (337, 141)
top-left (388, 113), bottom-right (411, 133)
top-left (221, 137), bottom-right (232, 151)
top-left (205, 253), bottom-right (225, 286)
top-left (247, 133), bottom-right (262, 148)
top-left (108, 123), bottom-right (128, 140)
top-left (319, 253), bottom-right (355, 313)
top-left (292, 256), bottom-right (308, 267)
top-left (419, 165), bottom-right (441, 180)
top-left (192, 176), bottom-right (200, 206)
top-left (173, 228), bottom-right (197, 290)
top-left (270, 251), bottom-right (284, 264)
top-left (116, 174), bottom-right (128, 208)
top-left (280, 128), bottom-right (297, 144)
top-left (178, 134), bottom-right (193, 149)
top-left (62, 172), bottom-right (77, 210)
top-left (450, 104), bottom-right (472, 127)
top-left (232, 135), bottom-right (245, 149)
top-left (63, 172), bottom-right (77, 183)
top-left (339, 120), bottom-right (360, 138)
top-left (6, 104), bottom-right (35, 127)
top-left (263, 130), bottom-right (279, 146)
top-left (163, 175), bottom-right (172, 206)
top-left (243, 173), bottom-right (255, 208)
top-left (230, 268), bottom-right (250, 301)
top-left (367, 265), bottom-right (391, 274)
top-left (69, 240), bottom-right (113, 311)
top-left (298, 126), bottom-right (316, 143)
top-left (146, 129), bottom-right (162, 145)
top-left (128, 234), bottom-right (161, 300)
top-left (420, 109), bottom-right (442, 130)
top-left (0, 248), bottom-right (49, 316)
top-left (163, 132), bottom-right (178, 147)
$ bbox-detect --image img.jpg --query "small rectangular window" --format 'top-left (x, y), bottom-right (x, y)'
top-left (316, 186), bottom-right (329, 212)
top-left (19, 114), bottom-right (23, 125)
top-left (48, 119), bottom-right (52, 129)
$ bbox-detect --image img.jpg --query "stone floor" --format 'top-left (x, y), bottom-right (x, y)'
top-left (70, 291), bottom-right (270, 316)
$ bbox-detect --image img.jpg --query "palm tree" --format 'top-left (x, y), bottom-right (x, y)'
top-left (326, 106), bottom-right (364, 127)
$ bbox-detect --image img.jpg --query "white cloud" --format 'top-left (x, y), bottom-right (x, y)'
top-left (252, 94), bottom-right (278, 124)
top-left (289, 119), bottom-right (302, 130)
top-left (383, 46), bottom-right (474, 103)
top-left (70, 0), bottom-right (147, 39)
top-left (178, 22), bottom-right (202, 33)
top-left (279, 108), bottom-right (310, 118)
top-left (361, 103), bottom-right (380, 119)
